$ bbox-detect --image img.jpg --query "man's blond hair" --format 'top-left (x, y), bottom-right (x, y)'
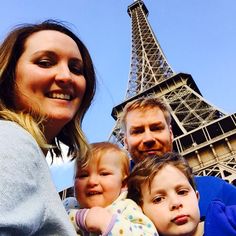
top-left (120, 96), bottom-right (172, 132)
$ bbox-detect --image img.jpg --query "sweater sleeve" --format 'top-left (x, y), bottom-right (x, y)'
top-left (204, 200), bottom-right (236, 236)
top-left (0, 121), bottom-right (76, 235)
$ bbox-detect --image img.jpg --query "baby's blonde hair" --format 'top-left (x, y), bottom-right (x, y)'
top-left (76, 141), bottom-right (130, 180)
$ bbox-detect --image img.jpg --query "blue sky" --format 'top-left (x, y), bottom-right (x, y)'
top-left (1, 0), bottom-right (236, 144)
top-left (1, 1), bottom-right (236, 190)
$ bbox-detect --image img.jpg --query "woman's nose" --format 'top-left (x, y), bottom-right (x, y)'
top-left (55, 64), bottom-right (73, 84)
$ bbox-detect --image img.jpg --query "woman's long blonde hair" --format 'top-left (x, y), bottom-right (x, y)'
top-left (0, 20), bottom-right (96, 162)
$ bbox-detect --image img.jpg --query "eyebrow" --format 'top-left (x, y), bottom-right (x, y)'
top-left (129, 121), bottom-right (163, 129)
top-left (32, 50), bottom-right (83, 62)
top-left (32, 50), bottom-right (56, 57)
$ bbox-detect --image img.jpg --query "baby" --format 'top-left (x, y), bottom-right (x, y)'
top-left (66, 141), bottom-right (158, 235)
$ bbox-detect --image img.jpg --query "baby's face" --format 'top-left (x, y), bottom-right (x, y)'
top-left (74, 150), bottom-right (124, 208)
top-left (141, 164), bottom-right (200, 236)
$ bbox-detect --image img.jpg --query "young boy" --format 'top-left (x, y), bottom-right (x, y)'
top-left (127, 152), bottom-right (236, 236)
top-left (66, 142), bottom-right (158, 236)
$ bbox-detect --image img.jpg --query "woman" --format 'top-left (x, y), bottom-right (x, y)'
top-left (0, 20), bottom-right (96, 235)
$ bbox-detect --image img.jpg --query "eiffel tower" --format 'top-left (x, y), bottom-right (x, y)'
top-left (109, 0), bottom-right (236, 184)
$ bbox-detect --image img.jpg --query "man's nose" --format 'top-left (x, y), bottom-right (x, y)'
top-left (142, 130), bottom-right (156, 147)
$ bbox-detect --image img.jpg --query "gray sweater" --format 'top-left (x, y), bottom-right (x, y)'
top-left (0, 120), bottom-right (76, 235)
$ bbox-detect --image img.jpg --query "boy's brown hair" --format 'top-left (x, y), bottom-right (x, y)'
top-left (127, 152), bottom-right (196, 206)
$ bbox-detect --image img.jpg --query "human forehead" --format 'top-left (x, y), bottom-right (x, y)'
top-left (23, 30), bottom-right (82, 58)
top-left (88, 149), bottom-right (124, 168)
top-left (149, 165), bottom-right (191, 191)
top-left (125, 107), bottom-right (167, 126)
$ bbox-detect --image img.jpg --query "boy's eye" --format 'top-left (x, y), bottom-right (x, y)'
top-left (178, 189), bottom-right (189, 195)
top-left (152, 196), bottom-right (163, 204)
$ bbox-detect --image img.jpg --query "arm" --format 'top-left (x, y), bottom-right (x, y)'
top-left (0, 121), bottom-right (76, 235)
top-left (72, 197), bottom-right (158, 236)
top-left (69, 207), bottom-right (114, 235)
top-left (204, 200), bottom-right (236, 235)
top-left (0, 122), bottom-right (44, 234)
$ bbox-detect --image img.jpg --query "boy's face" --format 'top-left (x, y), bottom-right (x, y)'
top-left (74, 150), bottom-right (125, 208)
top-left (141, 165), bottom-right (200, 236)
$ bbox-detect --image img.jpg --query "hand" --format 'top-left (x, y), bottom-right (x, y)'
top-left (85, 206), bottom-right (113, 234)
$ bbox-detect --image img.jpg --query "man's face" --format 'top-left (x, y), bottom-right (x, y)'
top-left (124, 107), bottom-right (173, 163)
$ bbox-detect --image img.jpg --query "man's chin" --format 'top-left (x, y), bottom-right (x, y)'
top-left (132, 151), bottom-right (164, 163)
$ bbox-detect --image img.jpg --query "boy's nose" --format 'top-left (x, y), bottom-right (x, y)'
top-left (170, 198), bottom-right (183, 210)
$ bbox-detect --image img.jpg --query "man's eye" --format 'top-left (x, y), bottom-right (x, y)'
top-left (130, 129), bottom-right (143, 135)
top-left (150, 125), bottom-right (163, 131)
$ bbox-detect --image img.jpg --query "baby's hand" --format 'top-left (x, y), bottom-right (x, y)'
top-left (85, 206), bottom-right (113, 234)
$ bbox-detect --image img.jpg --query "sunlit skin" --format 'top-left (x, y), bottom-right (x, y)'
top-left (141, 165), bottom-right (202, 236)
top-left (74, 150), bottom-right (126, 208)
top-left (14, 30), bottom-right (86, 142)
top-left (124, 107), bottom-right (173, 163)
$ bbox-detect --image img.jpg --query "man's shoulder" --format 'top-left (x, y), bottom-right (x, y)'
top-left (195, 176), bottom-right (236, 195)
top-left (204, 200), bottom-right (236, 235)
top-left (195, 175), bottom-right (236, 219)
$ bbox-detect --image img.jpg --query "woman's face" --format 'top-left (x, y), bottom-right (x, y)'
top-left (14, 30), bottom-right (86, 141)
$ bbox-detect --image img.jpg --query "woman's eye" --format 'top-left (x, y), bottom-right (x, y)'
top-left (69, 63), bottom-right (84, 75)
top-left (69, 60), bottom-right (84, 75)
top-left (36, 59), bottom-right (53, 68)
top-left (70, 66), bottom-right (83, 75)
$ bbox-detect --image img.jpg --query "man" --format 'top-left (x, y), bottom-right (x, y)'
top-left (120, 96), bottom-right (236, 219)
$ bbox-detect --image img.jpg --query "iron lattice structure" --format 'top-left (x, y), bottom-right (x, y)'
top-left (109, 0), bottom-right (236, 184)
